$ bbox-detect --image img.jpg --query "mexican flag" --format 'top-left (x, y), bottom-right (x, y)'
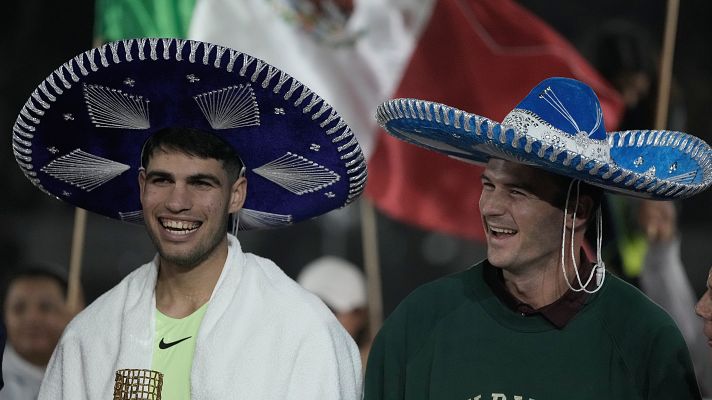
top-left (96, 0), bottom-right (623, 241)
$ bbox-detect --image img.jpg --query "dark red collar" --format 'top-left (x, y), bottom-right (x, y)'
top-left (483, 258), bottom-right (596, 329)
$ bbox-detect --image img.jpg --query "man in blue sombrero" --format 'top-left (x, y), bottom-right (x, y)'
top-left (12, 38), bottom-right (367, 399)
top-left (364, 77), bottom-right (710, 399)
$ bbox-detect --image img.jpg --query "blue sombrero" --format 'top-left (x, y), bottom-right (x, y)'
top-left (13, 38), bottom-right (367, 229)
top-left (376, 77), bottom-right (712, 199)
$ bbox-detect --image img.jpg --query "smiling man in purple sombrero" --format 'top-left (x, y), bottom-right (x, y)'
top-left (364, 77), bottom-right (710, 399)
top-left (13, 38), bottom-right (367, 400)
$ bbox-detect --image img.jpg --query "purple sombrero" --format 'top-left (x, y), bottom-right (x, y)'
top-left (13, 38), bottom-right (367, 230)
top-left (376, 77), bottom-right (711, 199)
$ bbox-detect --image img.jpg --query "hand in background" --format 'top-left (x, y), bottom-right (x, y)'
top-left (638, 200), bottom-right (677, 242)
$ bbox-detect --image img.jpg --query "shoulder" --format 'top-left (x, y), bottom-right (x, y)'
top-left (593, 274), bottom-right (699, 396)
top-left (375, 263), bottom-right (478, 349)
top-left (242, 252), bottom-right (344, 329)
top-left (390, 264), bottom-right (477, 324)
top-left (239, 252), bottom-right (358, 365)
top-left (61, 263), bottom-right (153, 341)
top-left (595, 273), bottom-right (679, 330)
top-left (365, 264), bottom-right (478, 395)
top-left (592, 273), bottom-right (691, 366)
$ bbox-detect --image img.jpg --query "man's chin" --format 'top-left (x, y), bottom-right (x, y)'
top-left (486, 253), bottom-right (508, 268)
top-left (704, 325), bottom-right (712, 343)
top-left (159, 251), bottom-right (205, 269)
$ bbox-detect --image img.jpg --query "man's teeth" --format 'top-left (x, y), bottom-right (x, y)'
top-left (161, 219), bottom-right (200, 233)
top-left (490, 226), bottom-right (516, 234)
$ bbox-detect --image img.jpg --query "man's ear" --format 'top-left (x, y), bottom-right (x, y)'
top-left (565, 194), bottom-right (594, 230)
top-left (138, 169), bottom-right (147, 200)
top-left (228, 177), bottom-right (247, 214)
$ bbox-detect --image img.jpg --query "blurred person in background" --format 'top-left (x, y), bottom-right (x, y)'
top-left (582, 19), bottom-right (675, 285)
top-left (639, 201), bottom-right (712, 394)
top-left (696, 266), bottom-right (712, 345)
top-left (696, 266), bottom-right (712, 400)
top-left (1, 266), bottom-right (70, 400)
top-left (585, 20), bottom-right (712, 394)
top-left (1, 320), bottom-right (5, 391)
top-left (298, 256), bottom-right (371, 369)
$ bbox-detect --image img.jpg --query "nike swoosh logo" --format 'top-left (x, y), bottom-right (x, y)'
top-left (158, 336), bottom-right (192, 349)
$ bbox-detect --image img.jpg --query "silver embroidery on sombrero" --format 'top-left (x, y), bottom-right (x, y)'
top-left (193, 84), bottom-right (260, 129)
top-left (375, 96), bottom-right (712, 199)
top-left (345, 151), bottom-right (367, 199)
top-left (666, 170), bottom-right (697, 184)
top-left (609, 130), bottom-right (712, 198)
top-left (40, 149), bottom-right (130, 191)
top-left (83, 84), bottom-right (150, 129)
top-left (392, 127), bottom-right (471, 156)
top-left (236, 208), bottom-right (293, 230)
top-left (12, 135), bottom-right (37, 184)
top-left (12, 140), bottom-right (32, 166)
top-left (503, 87), bottom-right (610, 165)
top-left (12, 39), bottom-right (368, 217)
top-left (253, 152), bottom-right (340, 195)
top-left (118, 210), bottom-right (144, 224)
top-left (542, 87), bottom-right (600, 134)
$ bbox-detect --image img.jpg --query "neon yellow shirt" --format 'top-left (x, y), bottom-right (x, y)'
top-left (151, 303), bottom-right (208, 400)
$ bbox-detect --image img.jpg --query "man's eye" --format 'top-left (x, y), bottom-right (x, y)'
top-left (39, 301), bottom-right (59, 313)
top-left (193, 181), bottom-right (213, 188)
top-left (11, 302), bottom-right (27, 315)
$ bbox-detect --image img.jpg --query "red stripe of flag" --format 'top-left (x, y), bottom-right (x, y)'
top-left (365, 0), bottom-right (623, 241)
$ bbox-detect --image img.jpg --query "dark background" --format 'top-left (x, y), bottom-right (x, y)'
top-left (1, 0), bottom-right (710, 316)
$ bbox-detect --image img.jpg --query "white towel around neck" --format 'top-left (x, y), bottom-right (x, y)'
top-left (38, 234), bottom-right (362, 399)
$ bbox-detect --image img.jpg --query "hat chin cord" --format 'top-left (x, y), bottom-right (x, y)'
top-left (230, 213), bottom-right (240, 236)
top-left (560, 179), bottom-right (606, 293)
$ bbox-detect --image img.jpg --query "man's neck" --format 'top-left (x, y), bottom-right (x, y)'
top-left (502, 252), bottom-right (581, 309)
top-left (155, 241), bottom-right (229, 318)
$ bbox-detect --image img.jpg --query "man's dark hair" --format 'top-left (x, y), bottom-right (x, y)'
top-left (549, 174), bottom-right (604, 235)
top-left (568, 181), bottom-right (604, 235)
top-left (2, 265), bottom-right (69, 309)
top-left (141, 127), bottom-right (244, 181)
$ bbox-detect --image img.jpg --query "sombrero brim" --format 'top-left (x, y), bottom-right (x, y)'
top-left (13, 38), bottom-right (367, 229)
top-left (376, 98), bottom-right (712, 200)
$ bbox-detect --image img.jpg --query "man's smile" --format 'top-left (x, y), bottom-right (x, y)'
top-left (159, 218), bottom-right (202, 235)
top-left (486, 223), bottom-right (518, 238)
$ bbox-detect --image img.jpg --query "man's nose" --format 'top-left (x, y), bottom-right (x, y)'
top-left (695, 294), bottom-right (712, 320)
top-left (480, 190), bottom-right (507, 215)
top-left (165, 184), bottom-right (192, 212)
top-left (21, 306), bottom-right (43, 324)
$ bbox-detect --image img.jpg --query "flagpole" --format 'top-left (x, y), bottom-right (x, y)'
top-left (66, 37), bottom-right (104, 316)
top-left (654, 0), bottom-right (679, 130)
top-left (360, 198), bottom-right (384, 339)
top-left (66, 208), bottom-right (86, 315)
top-left (65, 36), bottom-right (106, 316)
top-left (641, 0), bottom-right (679, 241)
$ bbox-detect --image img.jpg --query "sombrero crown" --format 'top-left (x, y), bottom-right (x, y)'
top-left (13, 38), bottom-right (367, 229)
top-left (376, 77), bottom-right (711, 199)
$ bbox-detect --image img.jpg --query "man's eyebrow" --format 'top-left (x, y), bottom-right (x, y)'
top-left (480, 173), bottom-right (533, 191)
top-left (511, 180), bottom-right (536, 193)
top-left (144, 170), bottom-right (172, 180)
top-left (187, 173), bottom-right (222, 186)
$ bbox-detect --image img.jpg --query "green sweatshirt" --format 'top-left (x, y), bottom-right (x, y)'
top-left (364, 261), bottom-right (700, 400)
